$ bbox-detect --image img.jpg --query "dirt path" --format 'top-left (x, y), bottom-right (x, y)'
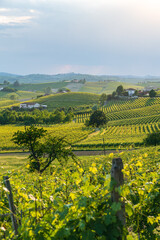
top-left (0, 149), bottom-right (129, 157)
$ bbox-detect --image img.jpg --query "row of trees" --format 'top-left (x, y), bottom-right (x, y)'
top-left (99, 85), bottom-right (157, 105)
top-left (0, 109), bottom-right (74, 125)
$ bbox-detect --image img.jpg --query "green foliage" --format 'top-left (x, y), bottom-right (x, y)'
top-left (12, 126), bottom-right (75, 173)
top-left (44, 86), bottom-right (52, 94)
top-left (58, 87), bottom-right (71, 93)
top-left (99, 93), bottom-right (107, 105)
top-left (116, 85), bottom-right (124, 95)
top-left (0, 108), bottom-right (74, 125)
top-left (87, 110), bottom-right (107, 127)
top-left (149, 89), bottom-right (156, 98)
top-left (0, 123), bottom-right (93, 151)
top-left (1, 87), bottom-right (17, 92)
top-left (13, 80), bottom-right (20, 87)
top-left (92, 104), bottom-right (98, 111)
top-left (144, 132), bottom-right (160, 146)
top-left (9, 94), bottom-right (16, 100)
top-left (0, 148), bottom-right (160, 239)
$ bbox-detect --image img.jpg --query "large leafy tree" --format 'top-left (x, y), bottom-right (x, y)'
top-left (149, 89), bottom-right (156, 98)
top-left (144, 132), bottom-right (160, 146)
top-left (12, 126), bottom-right (75, 173)
top-left (116, 85), bottom-right (124, 96)
top-left (87, 110), bottom-right (107, 127)
top-left (99, 93), bottom-right (107, 105)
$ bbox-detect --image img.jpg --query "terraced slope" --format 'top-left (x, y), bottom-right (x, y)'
top-left (34, 92), bottom-right (99, 110)
top-left (74, 97), bottom-right (160, 148)
top-left (76, 97), bottom-right (160, 124)
top-left (103, 97), bottom-right (160, 113)
top-left (73, 122), bottom-right (160, 148)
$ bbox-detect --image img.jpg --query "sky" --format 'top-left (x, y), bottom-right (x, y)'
top-left (1, 0), bottom-right (160, 76)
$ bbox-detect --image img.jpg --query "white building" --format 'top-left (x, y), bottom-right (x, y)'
top-left (125, 88), bottom-right (136, 96)
top-left (20, 102), bottom-right (47, 109)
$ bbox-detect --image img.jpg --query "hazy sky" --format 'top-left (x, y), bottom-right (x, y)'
top-left (1, 0), bottom-right (160, 75)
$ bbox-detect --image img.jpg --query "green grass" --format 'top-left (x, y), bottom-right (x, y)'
top-left (0, 153), bottom-right (28, 173)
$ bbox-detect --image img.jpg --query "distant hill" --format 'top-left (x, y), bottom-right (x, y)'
top-left (0, 72), bottom-right (19, 77)
top-left (1, 72), bottom-right (160, 84)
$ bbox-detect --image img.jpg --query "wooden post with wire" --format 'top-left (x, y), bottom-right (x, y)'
top-left (110, 158), bottom-right (125, 239)
top-left (3, 176), bottom-right (18, 235)
top-left (103, 138), bottom-right (106, 155)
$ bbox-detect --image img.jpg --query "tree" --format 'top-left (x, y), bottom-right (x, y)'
top-left (2, 87), bottom-right (17, 92)
top-left (99, 93), bottom-right (107, 105)
top-left (87, 110), bottom-right (107, 127)
top-left (92, 104), bottom-right (98, 111)
top-left (3, 80), bottom-right (10, 85)
top-left (12, 126), bottom-right (75, 173)
top-left (10, 94), bottom-right (16, 100)
top-left (112, 91), bottom-right (116, 98)
top-left (116, 85), bottom-right (124, 96)
top-left (44, 87), bottom-right (52, 94)
top-left (13, 80), bottom-right (20, 87)
top-left (149, 89), bottom-right (156, 98)
top-left (53, 111), bottom-right (65, 123)
top-left (144, 132), bottom-right (160, 146)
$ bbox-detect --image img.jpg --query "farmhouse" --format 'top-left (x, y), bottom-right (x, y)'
top-left (20, 102), bottom-right (47, 109)
top-left (125, 88), bottom-right (136, 96)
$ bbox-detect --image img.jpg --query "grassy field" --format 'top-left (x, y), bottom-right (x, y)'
top-left (0, 153), bottom-right (28, 173)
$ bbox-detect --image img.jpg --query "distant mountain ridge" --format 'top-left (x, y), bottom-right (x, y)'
top-left (0, 72), bottom-right (160, 84)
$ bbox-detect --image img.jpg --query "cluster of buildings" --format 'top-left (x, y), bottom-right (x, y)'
top-left (20, 102), bottom-right (47, 109)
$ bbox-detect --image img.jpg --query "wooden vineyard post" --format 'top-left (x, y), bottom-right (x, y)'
top-left (103, 138), bottom-right (106, 155)
top-left (111, 158), bottom-right (125, 233)
top-left (3, 176), bottom-right (18, 235)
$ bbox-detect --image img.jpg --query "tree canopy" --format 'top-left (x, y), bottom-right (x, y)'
top-left (99, 93), bottom-right (107, 105)
top-left (144, 132), bottom-right (160, 146)
top-left (87, 110), bottom-right (107, 127)
top-left (12, 126), bottom-right (75, 173)
top-left (149, 89), bottom-right (156, 98)
top-left (116, 85), bottom-right (124, 96)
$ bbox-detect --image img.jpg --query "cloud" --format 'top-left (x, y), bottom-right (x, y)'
top-left (0, 15), bottom-right (32, 25)
top-left (1, 0), bottom-right (160, 75)
top-left (0, 7), bottom-right (40, 31)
